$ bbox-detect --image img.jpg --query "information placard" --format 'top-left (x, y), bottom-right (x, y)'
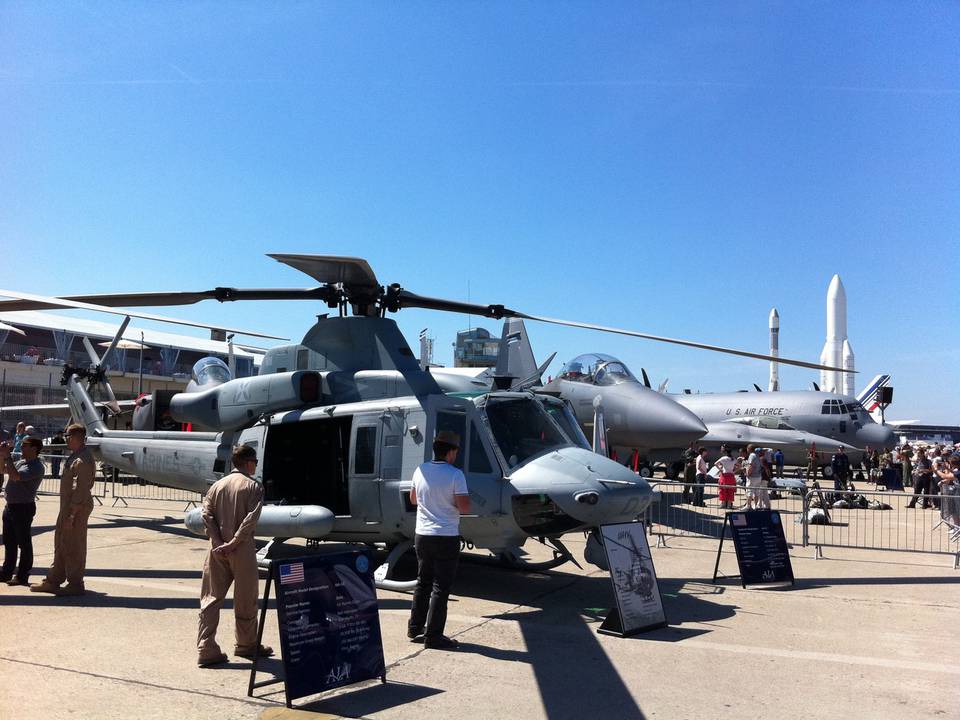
top-left (598, 522), bottom-right (667, 637)
top-left (274, 551), bottom-right (386, 703)
top-left (722, 510), bottom-right (794, 587)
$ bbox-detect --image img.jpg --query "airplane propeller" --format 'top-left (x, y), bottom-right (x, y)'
top-left (0, 254), bottom-right (850, 373)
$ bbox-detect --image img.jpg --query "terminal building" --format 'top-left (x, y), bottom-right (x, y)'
top-left (0, 311), bottom-right (262, 436)
top-left (453, 327), bottom-right (501, 368)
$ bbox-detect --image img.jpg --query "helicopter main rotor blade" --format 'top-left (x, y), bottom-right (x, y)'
top-left (520, 311), bottom-right (852, 373)
top-left (0, 288), bottom-right (334, 313)
top-left (269, 254), bottom-right (380, 288)
top-left (390, 288), bottom-right (850, 373)
top-left (0, 289), bottom-right (289, 340)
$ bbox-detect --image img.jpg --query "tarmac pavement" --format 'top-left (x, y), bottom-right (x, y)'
top-left (0, 495), bottom-right (957, 720)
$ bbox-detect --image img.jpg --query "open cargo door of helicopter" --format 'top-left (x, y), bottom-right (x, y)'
top-left (261, 416), bottom-right (352, 515)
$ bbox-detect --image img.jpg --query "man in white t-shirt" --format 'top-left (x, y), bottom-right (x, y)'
top-left (407, 430), bottom-right (470, 650)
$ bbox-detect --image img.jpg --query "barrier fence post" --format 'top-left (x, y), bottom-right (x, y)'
top-left (802, 490), bottom-right (810, 548)
top-left (110, 477), bottom-right (128, 507)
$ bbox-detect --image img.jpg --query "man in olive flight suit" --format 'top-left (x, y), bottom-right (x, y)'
top-left (31, 423), bottom-right (96, 596)
top-left (196, 444), bottom-right (272, 667)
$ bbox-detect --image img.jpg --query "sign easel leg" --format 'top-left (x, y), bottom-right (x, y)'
top-left (712, 514), bottom-right (730, 583)
top-left (248, 562), bottom-right (283, 702)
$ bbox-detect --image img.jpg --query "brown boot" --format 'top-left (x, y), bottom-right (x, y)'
top-left (235, 644), bottom-right (273, 660)
top-left (59, 584), bottom-right (86, 596)
top-left (30, 581), bottom-right (60, 594)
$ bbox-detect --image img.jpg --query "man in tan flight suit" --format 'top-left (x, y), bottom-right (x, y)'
top-left (31, 423), bottom-right (96, 596)
top-left (196, 443), bottom-right (272, 667)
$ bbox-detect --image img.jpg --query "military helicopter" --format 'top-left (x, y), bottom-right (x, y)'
top-left (0, 255), bottom-right (847, 586)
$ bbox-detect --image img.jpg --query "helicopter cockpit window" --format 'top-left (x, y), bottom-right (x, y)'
top-left (468, 423), bottom-right (494, 474)
top-left (538, 397), bottom-right (590, 449)
top-left (192, 357), bottom-right (232, 387)
top-left (484, 397), bottom-right (567, 469)
top-left (435, 411), bottom-right (466, 470)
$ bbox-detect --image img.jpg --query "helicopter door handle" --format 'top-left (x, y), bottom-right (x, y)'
top-left (121, 451), bottom-right (134, 458)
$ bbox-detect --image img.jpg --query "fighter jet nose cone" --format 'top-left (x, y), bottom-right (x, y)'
top-left (624, 391), bottom-right (707, 447)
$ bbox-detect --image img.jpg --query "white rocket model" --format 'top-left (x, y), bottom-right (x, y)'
top-left (819, 274), bottom-right (855, 395)
top-left (768, 307), bottom-right (779, 391)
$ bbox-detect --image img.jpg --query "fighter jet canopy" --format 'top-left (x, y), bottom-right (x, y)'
top-left (191, 356), bottom-right (232, 387)
top-left (558, 354), bottom-right (639, 386)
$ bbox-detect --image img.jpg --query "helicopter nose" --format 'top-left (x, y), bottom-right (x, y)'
top-left (508, 447), bottom-right (654, 532)
top-left (619, 387), bottom-right (707, 449)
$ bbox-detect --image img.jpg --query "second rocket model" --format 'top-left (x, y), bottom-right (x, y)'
top-left (819, 274), bottom-right (855, 395)
top-left (769, 308), bottom-right (779, 391)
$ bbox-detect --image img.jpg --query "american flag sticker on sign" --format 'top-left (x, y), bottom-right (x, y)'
top-left (280, 562), bottom-right (305, 585)
top-left (732, 514), bottom-right (746, 527)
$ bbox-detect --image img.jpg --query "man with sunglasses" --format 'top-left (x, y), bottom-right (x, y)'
top-left (196, 443), bottom-right (270, 667)
top-left (30, 423), bottom-right (95, 596)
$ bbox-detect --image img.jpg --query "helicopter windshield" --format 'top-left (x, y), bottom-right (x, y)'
top-left (483, 396), bottom-right (570, 469)
top-left (558, 353), bottom-right (638, 386)
top-left (191, 357), bottom-right (232, 386)
top-left (537, 396), bottom-right (590, 449)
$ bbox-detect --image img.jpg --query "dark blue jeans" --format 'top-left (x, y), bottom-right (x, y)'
top-left (409, 534), bottom-right (461, 639)
top-left (2, 502), bottom-right (36, 582)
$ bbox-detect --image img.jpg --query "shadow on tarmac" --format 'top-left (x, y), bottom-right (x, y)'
top-left (28, 514), bottom-right (198, 540)
top-left (297, 680), bottom-right (443, 716)
top-left (0, 590), bottom-right (210, 610)
top-left (362, 563), bottom-right (738, 719)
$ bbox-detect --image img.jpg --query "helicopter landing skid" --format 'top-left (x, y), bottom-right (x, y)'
top-left (374, 540), bottom-right (418, 591)
top-left (492, 536), bottom-right (579, 573)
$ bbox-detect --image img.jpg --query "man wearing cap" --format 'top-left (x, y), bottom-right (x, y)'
top-left (408, 429), bottom-right (470, 650)
top-left (196, 443), bottom-right (270, 667)
top-left (0, 436), bottom-right (45, 585)
top-left (31, 423), bottom-right (96, 596)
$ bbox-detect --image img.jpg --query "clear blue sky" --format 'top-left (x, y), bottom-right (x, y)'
top-left (1, 2), bottom-right (957, 423)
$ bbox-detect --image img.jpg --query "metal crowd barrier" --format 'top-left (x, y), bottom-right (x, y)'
top-left (643, 479), bottom-right (960, 568)
top-left (109, 472), bottom-right (203, 509)
top-left (34, 453), bottom-right (202, 509)
top-left (37, 455), bottom-right (107, 505)
top-left (646, 480), bottom-right (806, 546)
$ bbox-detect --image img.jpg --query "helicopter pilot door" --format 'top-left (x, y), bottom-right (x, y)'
top-left (423, 396), bottom-right (503, 526)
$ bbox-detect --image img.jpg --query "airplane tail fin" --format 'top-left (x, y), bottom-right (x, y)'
top-left (493, 319), bottom-right (549, 390)
top-left (856, 374), bottom-right (891, 421)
